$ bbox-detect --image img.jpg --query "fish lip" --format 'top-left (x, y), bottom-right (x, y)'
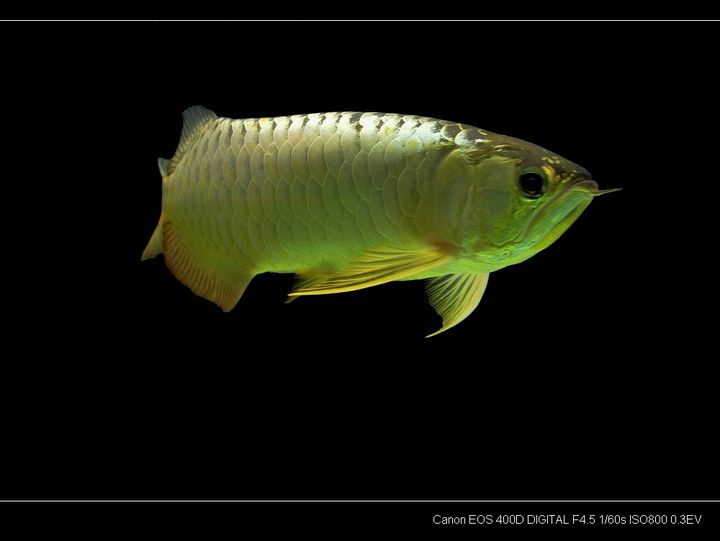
top-left (571, 178), bottom-right (600, 194)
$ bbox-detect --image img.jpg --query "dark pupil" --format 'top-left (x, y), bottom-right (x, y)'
top-left (519, 173), bottom-right (544, 197)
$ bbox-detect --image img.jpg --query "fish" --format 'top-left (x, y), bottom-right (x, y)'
top-left (142, 106), bottom-right (618, 337)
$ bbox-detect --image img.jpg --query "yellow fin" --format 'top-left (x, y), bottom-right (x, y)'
top-left (425, 272), bottom-right (489, 338)
top-left (141, 215), bottom-right (165, 261)
top-left (284, 274), bottom-right (317, 303)
top-left (289, 246), bottom-right (453, 297)
top-left (162, 222), bottom-right (252, 312)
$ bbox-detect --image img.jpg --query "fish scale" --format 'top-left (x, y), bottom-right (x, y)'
top-left (144, 106), bottom-right (609, 336)
top-left (166, 110), bottom-right (453, 271)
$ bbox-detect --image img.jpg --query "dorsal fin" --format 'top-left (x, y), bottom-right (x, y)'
top-left (159, 105), bottom-right (217, 176)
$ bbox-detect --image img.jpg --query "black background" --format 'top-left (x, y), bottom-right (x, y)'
top-left (1, 22), bottom-right (718, 501)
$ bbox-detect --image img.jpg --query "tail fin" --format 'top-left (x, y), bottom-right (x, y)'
top-left (141, 215), bottom-right (165, 260)
top-left (141, 156), bottom-right (170, 260)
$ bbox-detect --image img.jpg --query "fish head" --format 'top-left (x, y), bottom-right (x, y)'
top-left (454, 133), bottom-right (618, 269)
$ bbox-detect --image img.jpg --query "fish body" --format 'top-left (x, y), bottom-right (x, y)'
top-left (143, 106), bottom-right (613, 336)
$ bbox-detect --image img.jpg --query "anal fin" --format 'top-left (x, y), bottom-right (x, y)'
top-left (426, 272), bottom-right (489, 337)
top-left (284, 273), bottom-right (317, 303)
top-left (289, 245), bottom-right (453, 297)
top-left (163, 222), bottom-right (252, 312)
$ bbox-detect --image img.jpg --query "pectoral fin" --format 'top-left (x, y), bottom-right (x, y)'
top-left (289, 246), bottom-right (453, 297)
top-left (426, 272), bottom-right (489, 338)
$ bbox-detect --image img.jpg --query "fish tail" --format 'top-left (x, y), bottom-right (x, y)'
top-left (142, 106), bottom-right (252, 311)
top-left (141, 212), bottom-right (165, 261)
top-left (141, 157), bottom-right (170, 261)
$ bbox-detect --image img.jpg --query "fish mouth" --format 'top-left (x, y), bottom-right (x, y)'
top-left (523, 179), bottom-right (592, 236)
top-left (520, 178), bottom-right (598, 249)
top-left (534, 177), bottom-right (621, 235)
top-left (520, 177), bottom-right (621, 250)
top-left (573, 178), bottom-right (599, 193)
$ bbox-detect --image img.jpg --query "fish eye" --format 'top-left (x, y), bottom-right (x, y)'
top-left (518, 171), bottom-right (545, 199)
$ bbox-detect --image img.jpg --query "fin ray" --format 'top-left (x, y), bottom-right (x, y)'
top-left (158, 157), bottom-right (171, 177)
top-left (141, 214), bottom-right (165, 260)
top-left (289, 246), bottom-right (453, 296)
top-left (426, 272), bottom-right (489, 337)
top-left (162, 222), bottom-right (251, 312)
